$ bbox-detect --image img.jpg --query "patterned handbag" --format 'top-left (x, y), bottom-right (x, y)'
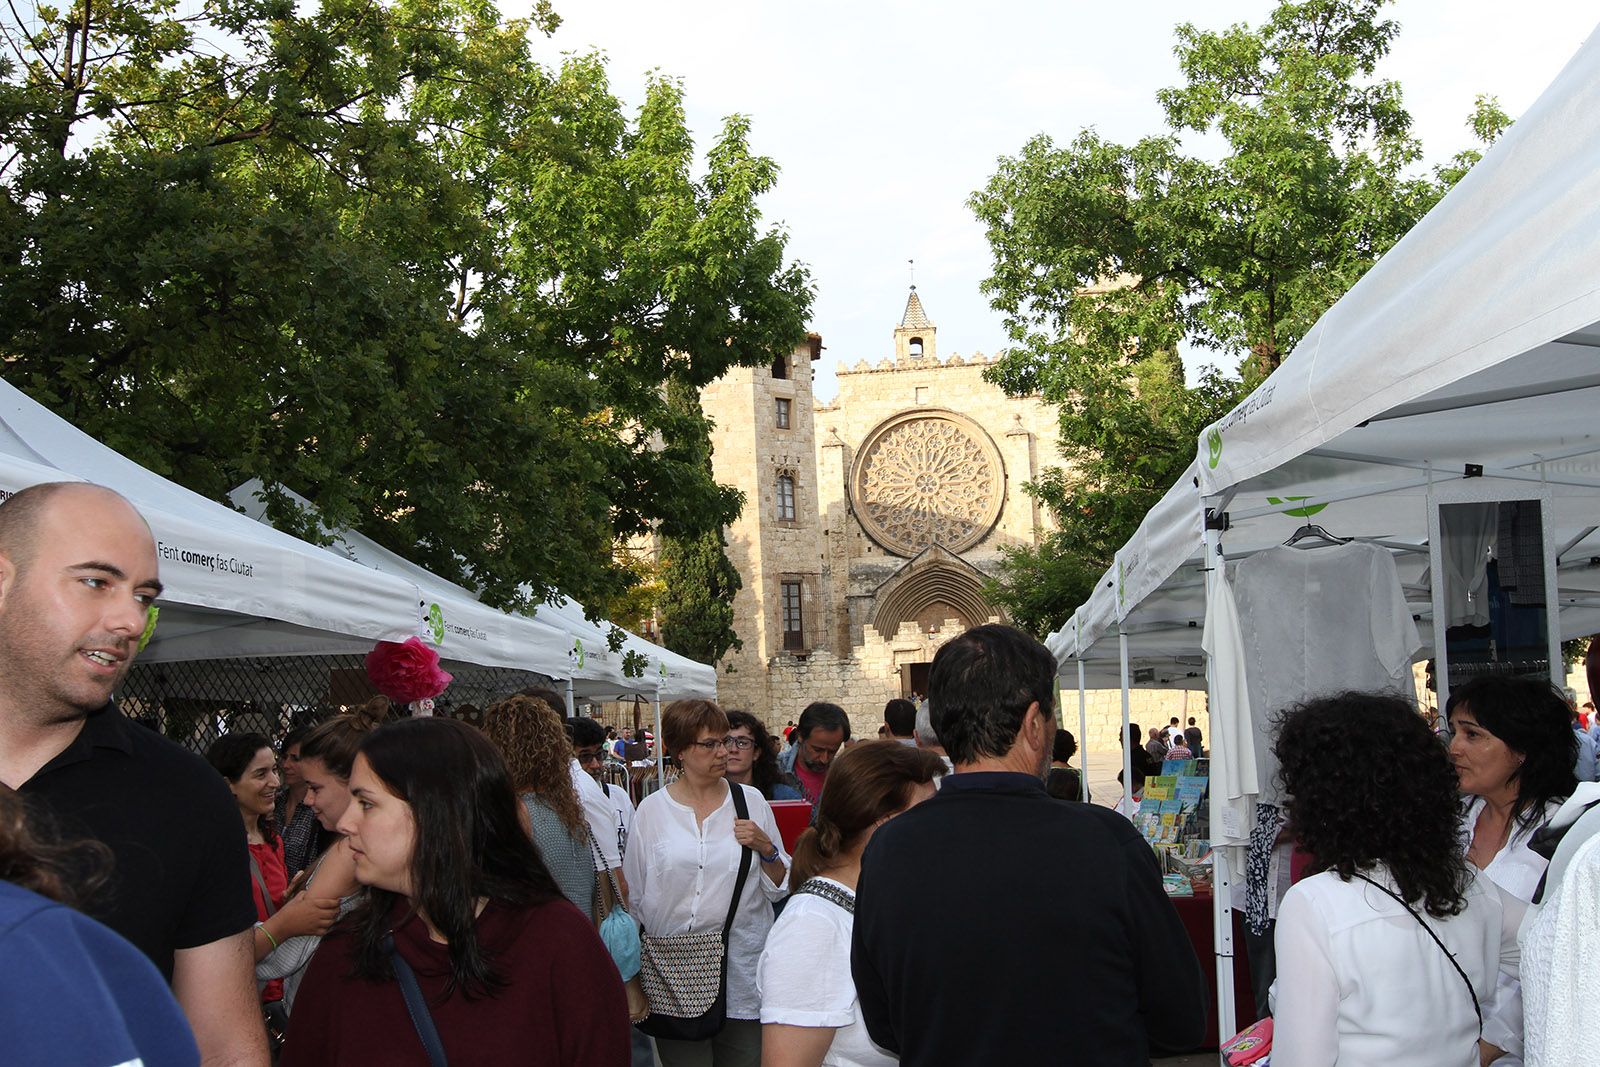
top-left (635, 783), bottom-right (755, 1041)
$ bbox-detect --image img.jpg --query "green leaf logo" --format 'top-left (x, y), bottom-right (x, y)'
top-left (1266, 495), bottom-right (1328, 518)
top-left (1206, 428), bottom-right (1223, 469)
top-left (138, 605), bottom-right (160, 653)
top-left (427, 603), bottom-right (445, 645)
top-left (572, 639), bottom-right (586, 669)
top-left (1118, 559), bottom-right (1127, 609)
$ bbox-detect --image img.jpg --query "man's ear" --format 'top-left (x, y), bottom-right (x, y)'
top-left (0, 551), bottom-right (17, 609)
top-left (1024, 701), bottom-right (1047, 744)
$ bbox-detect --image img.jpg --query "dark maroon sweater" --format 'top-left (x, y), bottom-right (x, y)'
top-left (282, 897), bottom-right (630, 1066)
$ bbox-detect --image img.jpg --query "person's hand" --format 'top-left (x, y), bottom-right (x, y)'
top-left (273, 893), bottom-right (341, 939)
top-left (733, 818), bottom-right (775, 858)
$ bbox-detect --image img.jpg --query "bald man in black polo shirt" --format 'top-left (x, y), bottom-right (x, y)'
top-left (0, 482), bottom-right (265, 1066)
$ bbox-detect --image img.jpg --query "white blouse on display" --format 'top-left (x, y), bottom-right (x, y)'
top-left (757, 878), bottom-right (894, 1067)
top-left (624, 782), bottom-right (790, 1020)
top-left (1271, 866), bottom-right (1518, 1067)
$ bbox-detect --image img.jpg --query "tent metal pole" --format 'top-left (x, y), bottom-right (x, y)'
top-left (565, 677), bottom-right (575, 717)
top-left (1119, 631), bottom-right (1133, 817)
top-left (1203, 515), bottom-right (1238, 1042)
top-left (1077, 659), bottom-right (1089, 804)
top-left (654, 683), bottom-right (665, 791)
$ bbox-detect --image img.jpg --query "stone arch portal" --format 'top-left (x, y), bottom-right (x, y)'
top-left (870, 546), bottom-right (1001, 638)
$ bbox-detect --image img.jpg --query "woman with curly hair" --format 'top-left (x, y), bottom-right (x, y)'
top-left (1, 787), bottom-right (201, 1065)
top-left (482, 695), bottom-right (597, 914)
top-left (1271, 692), bottom-right (1521, 1067)
top-left (724, 710), bottom-right (801, 801)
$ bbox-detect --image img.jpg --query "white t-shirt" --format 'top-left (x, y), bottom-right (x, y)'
top-left (571, 759), bottom-right (622, 869)
top-left (601, 780), bottom-right (635, 860)
top-left (758, 878), bottom-right (894, 1067)
top-left (625, 782), bottom-right (790, 1020)
top-left (1271, 866), bottom-right (1512, 1067)
top-left (1231, 543), bottom-right (1422, 805)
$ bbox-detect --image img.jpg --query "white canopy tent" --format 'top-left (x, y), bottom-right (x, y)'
top-left (0, 379), bottom-right (424, 658)
top-left (228, 482), bottom-right (716, 787)
top-left (1049, 25), bottom-right (1600, 1040)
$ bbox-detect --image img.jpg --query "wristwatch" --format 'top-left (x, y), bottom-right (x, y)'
top-left (760, 845), bottom-right (781, 864)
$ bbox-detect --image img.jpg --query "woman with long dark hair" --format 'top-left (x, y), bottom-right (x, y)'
top-left (757, 741), bottom-right (943, 1066)
top-left (481, 694), bottom-right (597, 913)
top-left (281, 717), bottom-right (628, 1065)
top-left (1270, 692), bottom-right (1520, 1067)
top-left (205, 732), bottom-right (338, 1008)
top-left (1448, 676), bottom-right (1577, 899)
top-left (724, 710), bottom-right (801, 801)
top-left (253, 701), bottom-right (387, 1008)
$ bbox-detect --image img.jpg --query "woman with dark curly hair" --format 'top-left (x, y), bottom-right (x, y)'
top-left (1, 787), bottom-right (200, 1065)
top-left (1271, 692), bottom-right (1521, 1067)
top-left (724, 710), bottom-right (802, 801)
top-left (481, 695), bottom-right (598, 914)
top-left (1448, 675), bottom-right (1577, 900)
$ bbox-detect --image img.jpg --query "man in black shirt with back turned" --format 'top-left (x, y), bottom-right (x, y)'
top-left (851, 623), bottom-right (1206, 1065)
top-left (0, 482), bottom-right (265, 1066)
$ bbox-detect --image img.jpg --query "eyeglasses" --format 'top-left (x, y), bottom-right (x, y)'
top-left (723, 736), bottom-right (755, 751)
top-left (687, 737), bottom-right (732, 752)
top-left (575, 747), bottom-right (607, 763)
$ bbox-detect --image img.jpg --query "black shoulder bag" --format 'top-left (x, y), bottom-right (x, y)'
top-left (384, 933), bottom-right (449, 1067)
top-left (636, 783), bottom-right (755, 1041)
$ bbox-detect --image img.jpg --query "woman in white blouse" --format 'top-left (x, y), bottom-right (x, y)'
top-left (757, 740), bottom-right (944, 1067)
top-left (1271, 692), bottom-right (1520, 1067)
top-left (626, 700), bottom-right (791, 1067)
top-left (1447, 676), bottom-right (1576, 1064)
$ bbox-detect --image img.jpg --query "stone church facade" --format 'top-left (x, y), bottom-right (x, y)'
top-left (701, 289), bottom-right (1073, 735)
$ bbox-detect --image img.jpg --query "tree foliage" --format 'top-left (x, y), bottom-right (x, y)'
top-left (655, 378), bottom-right (743, 664)
top-left (0, 0), bottom-right (811, 614)
top-left (970, 0), bottom-right (1502, 636)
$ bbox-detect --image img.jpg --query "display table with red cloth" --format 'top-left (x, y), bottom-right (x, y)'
top-left (1170, 889), bottom-right (1256, 1051)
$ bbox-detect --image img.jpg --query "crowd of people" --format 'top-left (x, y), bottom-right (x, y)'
top-left (1, 481), bottom-right (1598, 1067)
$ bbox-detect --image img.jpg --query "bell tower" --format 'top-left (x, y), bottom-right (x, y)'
top-left (893, 286), bottom-right (936, 363)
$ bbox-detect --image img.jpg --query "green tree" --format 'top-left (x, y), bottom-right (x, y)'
top-left (655, 378), bottom-right (743, 664)
top-left (0, 0), bottom-right (810, 616)
top-left (971, 0), bottom-right (1500, 636)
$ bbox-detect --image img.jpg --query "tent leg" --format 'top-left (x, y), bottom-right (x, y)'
top-left (1076, 659), bottom-right (1089, 804)
top-left (1203, 517), bottom-right (1238, 1042)
top-left (565, 677), bottom-right (575, 717)
top-left (654, 685), bottom-right (665, 791)
top-left (1119, 631), bottom-right (1133, 816)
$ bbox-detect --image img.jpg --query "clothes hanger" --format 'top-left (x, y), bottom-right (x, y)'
top-left (1283, 523), bottom-right (1353, 548)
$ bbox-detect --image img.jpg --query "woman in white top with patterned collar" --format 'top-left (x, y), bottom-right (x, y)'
top-left (757, 741), bottom-right (944, 1067)
top-left (1271, 692), bottom-right (1522, 1067)
top-left (626, 700), bottom-right (792, 1067)
top-left (1448, 676), bottom-right (1576, 1064)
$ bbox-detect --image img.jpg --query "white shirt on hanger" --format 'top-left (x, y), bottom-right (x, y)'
top-left (1231, 542), bottom-right (1421, 806)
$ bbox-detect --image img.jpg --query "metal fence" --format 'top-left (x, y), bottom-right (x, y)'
top-left (118, 655), bottom-right (557, 754)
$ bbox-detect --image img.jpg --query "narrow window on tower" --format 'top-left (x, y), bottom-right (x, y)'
top-left (775, 397), bottom-right (791, 429)
top-left (776, 472), bottom-right (796, 521)
top-left (781, 580), bottom-right (804, 651)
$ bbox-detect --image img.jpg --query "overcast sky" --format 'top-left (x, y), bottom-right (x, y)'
top-left (524, 1), bottom-right (1597, 401)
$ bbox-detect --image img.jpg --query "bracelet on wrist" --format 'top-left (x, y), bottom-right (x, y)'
top-left (256, 920), bottom-right (280, 950)
top-left (760, 846), bottom-right (781, 864)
